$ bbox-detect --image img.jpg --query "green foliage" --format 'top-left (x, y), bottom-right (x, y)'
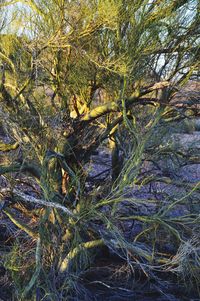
top-left (0, 0), bottom-right (199, 299)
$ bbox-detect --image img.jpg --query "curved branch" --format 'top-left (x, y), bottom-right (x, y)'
top-left (81, 102), bottom-right (119, 121)
top-left (59, 239), bottom-right (104, 272)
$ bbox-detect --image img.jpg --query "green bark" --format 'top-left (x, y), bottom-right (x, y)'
top-left (0, 141), bottom-right (19, 152)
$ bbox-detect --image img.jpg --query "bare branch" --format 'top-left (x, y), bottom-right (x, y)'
top-left (1, 188), bottom-right (75, 218)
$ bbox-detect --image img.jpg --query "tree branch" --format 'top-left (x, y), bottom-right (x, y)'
top-left (1, 188), bottom-right (75, 218)
top-left (0, 141), bottom-right (19, 152)
top-left (81, 81), bottom-right (170, 122)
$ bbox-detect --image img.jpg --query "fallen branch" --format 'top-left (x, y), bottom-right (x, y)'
top-left (1, 188), bottom-right (75, 218)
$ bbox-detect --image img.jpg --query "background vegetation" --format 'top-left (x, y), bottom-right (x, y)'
top-left (0, 0), bottom-right (199, 300)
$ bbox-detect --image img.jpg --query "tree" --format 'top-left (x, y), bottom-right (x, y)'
top-left (0, 0), bottom-right (199, 299)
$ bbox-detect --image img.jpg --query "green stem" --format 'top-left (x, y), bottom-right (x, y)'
top-left (3, 208), bottom-right (38, 238)
top-left (21, 238), bottom-right (42, 299)
top-left (0, 162), bottom-right (41, 179)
